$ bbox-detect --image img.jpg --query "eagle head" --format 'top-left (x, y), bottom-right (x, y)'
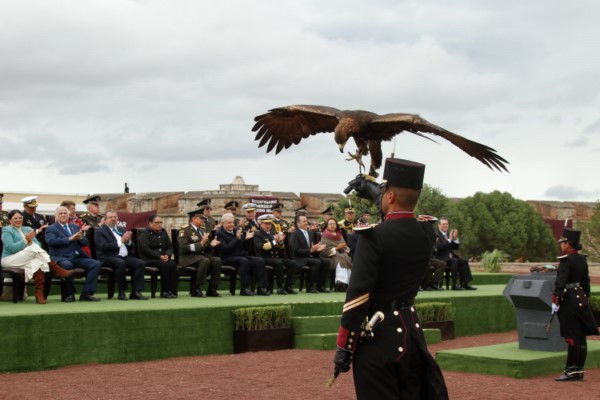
top-left (335, 118), bottom-right (359, 152)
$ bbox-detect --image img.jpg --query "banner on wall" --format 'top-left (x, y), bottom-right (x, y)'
top-left (117, 211), bottom-right (157, 230)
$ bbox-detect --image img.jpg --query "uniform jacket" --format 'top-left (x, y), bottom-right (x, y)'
top-left (254, 228), bottom-right (285, 258)
top-left (22, 211), bottom-right (46, 230)
top-left (1, 226), bottom-right (41, 258)
top-left (80, 213), bottom-right (103, 228)
top-left (94, 224), bottom-right (137, 260)
top-left (138, 227), bottom-right (174, 262)
top-left (178, 224), bottom-right (212, 267)
top-left (45, 223), bottom-right (91, 261)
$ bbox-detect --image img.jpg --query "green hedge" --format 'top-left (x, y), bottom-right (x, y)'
top-left (231, 305), bottom-right (292, 330)
top-left (418, 302), bottom-right (455, 322)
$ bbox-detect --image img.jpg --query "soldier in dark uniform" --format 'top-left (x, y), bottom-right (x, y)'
top-left (197, 199), bottom-right (218, 233)
top-left (270, 202), bottom-right (290, 234)
top-left (553, 228), bottom-right (599, 381)
top-left (319, 205), bottom-right (335, 231)
top-left (334, 158), bottom-right (448, 399)
top-left (178, 209), bottom-right (222, 297)
top-left (240, 203), bottom-right (259, 233)
top-left (223, 200), bottom-right (240, 227)
top-left (0, 193), bottom-right (10, 227)
top-left (21, 196), bottom-right (48, 243)
top-left (338, 207), bottom-right (356, 235)
top-left (254, 214), bottom-right (297, 294)
top-left (79, 195), bottom-right (104, 227)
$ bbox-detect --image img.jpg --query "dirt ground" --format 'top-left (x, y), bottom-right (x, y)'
top-left (1, 330), bottom-right (599, 400)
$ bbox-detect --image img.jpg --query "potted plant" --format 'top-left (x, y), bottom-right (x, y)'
top-left (418, 302), bottom-right (455, 340)
top-left (231, 305), bottom-right (294, 353)
top-left (481, 249), bottom-right (509, 273)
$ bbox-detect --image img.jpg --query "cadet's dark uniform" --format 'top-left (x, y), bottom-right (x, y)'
top-left (178, 223), bottom-right (222, 296)
top-left (204, 216), bottom-right (217, 234)
top-left (80, 212), bottom-right (103, 228)
top-left (335, 158), bottom-right (448, 400)
top-left (552, 229), bottom-right (599, 380)
top-left (22, 211), bottom-right (47, 243)
top-left (337, 214), bottom-right (448, 399)
top-left (338, 219), bottom-right (355, 235)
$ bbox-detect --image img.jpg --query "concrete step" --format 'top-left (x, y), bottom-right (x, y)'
top-left (293, 329), bottom-right (442, 350)
top-left (292, 315), bottom-right (339, 335)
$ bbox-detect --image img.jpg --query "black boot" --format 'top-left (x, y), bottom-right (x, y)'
top-left (554, 366), bottom-right (580, 381)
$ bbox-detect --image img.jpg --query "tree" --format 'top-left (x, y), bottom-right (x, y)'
top-left (415, 184), bottom-right (454, 219)
top-left (333, 193), bottom-right (378, 222)
top-left (452, 191), bottom-right (557, 261)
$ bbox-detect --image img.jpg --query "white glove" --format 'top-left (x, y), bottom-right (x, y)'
top-left (551, 303), bottom-right (560, 313)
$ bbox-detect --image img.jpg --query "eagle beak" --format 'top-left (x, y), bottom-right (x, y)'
top-left (338, 143), bottom-right (345, 153)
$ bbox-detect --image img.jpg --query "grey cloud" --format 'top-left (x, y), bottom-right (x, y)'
top-left (545, 185), bottom-right (600, 201)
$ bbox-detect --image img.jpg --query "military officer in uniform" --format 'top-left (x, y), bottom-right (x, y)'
top-left (320, 205), bottom-right (335, 231)
top-left (197, 199), bottom-right (218, 233)
top-left (270, 202), bottom-right (290, 234)
top-left (178, 209), bottom-right (222, 297)
top-left (334, 158), bottom-right (448, 399)
top-left (223, 200), bottom-right (240, 226)
top-left (254, 214), bottom-right (297, 295)
top-left (21, 196), bottom-right (48, 243)
top-left (240, 203), bottom-right (259, 234)
top-left (0, 193), bottom-right (10, 227)
top-left (553, 227), bottom-right (599, 381)
top-left (338, 207), bottom-right (356, 235)
top-left (79, 195), bottom-right (104, 227)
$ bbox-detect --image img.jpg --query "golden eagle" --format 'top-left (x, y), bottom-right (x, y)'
top-left (252, 105), bottom-right (508, 176)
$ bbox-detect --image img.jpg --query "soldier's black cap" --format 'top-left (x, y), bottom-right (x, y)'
top-left (197, 198), bottom-right (211, 208)
top-left (188, 209), bottom-right (208, 220)
top-left (83, 195), bottom-right (101, 205)
top-left (271, 202), bottom-right (284, 212)
top-left (294, 205), bottom-right (307, 215)
top-left (321, 206), bottom-right (334, 215)
top-left (558, 228), bottom-right (580, 246)
top-left (382, 158), bottom-right (425, 189)
top-left (224, 200), bottom-right (239, 210)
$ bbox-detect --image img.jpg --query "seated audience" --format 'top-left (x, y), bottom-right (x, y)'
top-left (138, 215), bottom-right (179, 299)
top-left (1, 210), bottom-right (72, 304)
top-left (178, 209), bottom-right (222, 297)
top-left (254, 214), bottom-right (297, 295)
top-left (45, 206), bottom-right (102, 302)
top-left (421, 257), bottom-right (446, 291)
top-left (216, 213), bottom-right (269, 296)
top-left (433, 218), bottom-right (476, 290)
top-left (21, 196), bottom-right (48, 243)
top-left (289, 215), bottom-right (330, 293)
top-left (94, 210), bottom-right (149, 300)
top-left (60, 199), bottom-right (91, 256)
top-left (319, 219), bottom-right (352, 292)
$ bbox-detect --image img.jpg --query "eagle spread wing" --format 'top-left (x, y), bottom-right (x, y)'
top-left (367, 113), bottom-right (508, 172)
top-left (252, 105), bottom-right (509, 173)
top-left (252, 105), bottom-right (341, 154)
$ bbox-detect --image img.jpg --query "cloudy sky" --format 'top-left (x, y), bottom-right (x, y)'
top-left (1, 0), bottom-right (599, 202)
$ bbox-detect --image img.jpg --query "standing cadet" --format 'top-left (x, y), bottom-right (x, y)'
top-left (80, 195), bottom-right (104, 227)
top-left (0, 194), bottom-right (10, 227)
top-left (319, 206), bottom-right (335, 231)
top-left (553, 227), bottom-right (599, 381)
top-left (223, 200), bottom-right (240, 226)
top-left (333, 158), bottom-right (448, 399)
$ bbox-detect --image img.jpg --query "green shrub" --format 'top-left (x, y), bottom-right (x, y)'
top-left (231, 305), bottom-right (292, 330)
top-left (590, 296), bottom-right (600, 311)
top-left (417, 302), bottom-right (455, 322)
top-left (481, 249), bottom-right (509, 273)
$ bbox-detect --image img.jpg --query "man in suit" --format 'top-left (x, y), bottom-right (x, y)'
top-left (178, 209), bottom-right (222, 297)
top-left (216, 213), bottom-right (269, 296)
top-left (45, 206), bottom-right (102, 302)
top-left (94, 210), bottom-right (149, 300)
top-left (433, 218), bottom-right (476, 290)
top-left (254, 214), bottom-right (297, 295)
top-left (289, 215), bottom-right (329, 293)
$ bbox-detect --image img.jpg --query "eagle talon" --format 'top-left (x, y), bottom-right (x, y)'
top-left (346, 151), bottom-right (366, 171)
